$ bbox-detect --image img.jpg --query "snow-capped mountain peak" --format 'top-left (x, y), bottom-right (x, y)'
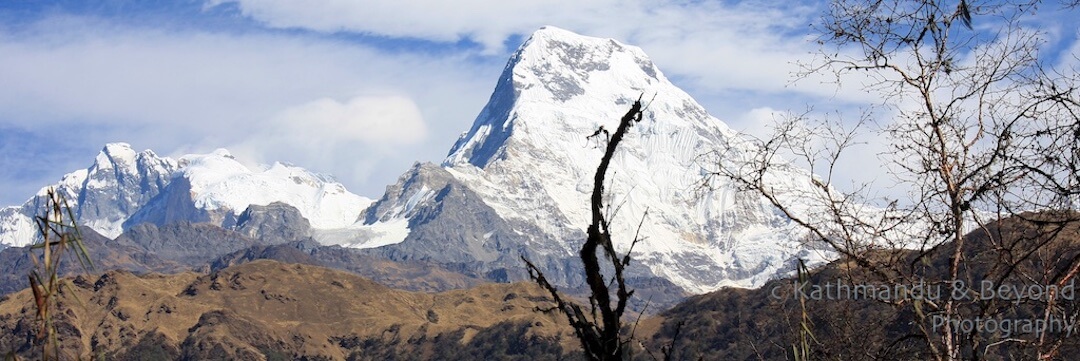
top-left (445, 25), bottom-right (730, 170)
top-left (364, 27), bottom-right (827, 294)
top-left (0, 144), bottom-right (371, 247)
top-left (176, 150), bottom-right (368, 229)
top-left (47, 142), bottom-right (178, 238)
top-left (92, 142), bottom-right (137, 170)
top-left (511, 26), bottom-right (663, 100)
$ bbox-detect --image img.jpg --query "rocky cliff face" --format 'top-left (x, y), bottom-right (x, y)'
top-left (234, 201), bottom-right (313, 245)
top-left (358, 162), bottom-right (584, 285)
top-left (0, 143), bottom-right (177, 245)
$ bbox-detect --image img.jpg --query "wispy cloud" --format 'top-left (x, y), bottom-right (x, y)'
top-left (271, 96), bottom-right (428, 146)
top-left (208, 1), bottom-right (844, 93)
top-left (206, 0), bottom-right (893, 125)
top-left (206, 0), bottom-right (642, 52)
top-left (0, 14), bottom-right (496, 205)
top-left (227, 95), bottom-right (430, 183)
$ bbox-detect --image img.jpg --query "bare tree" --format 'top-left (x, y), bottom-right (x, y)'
top-left (15, 189), bottom-right (94, 361)
top-left (702, 0), bottom-right (1080, 359)
top-left (523, 99), bottom-right (646, 361)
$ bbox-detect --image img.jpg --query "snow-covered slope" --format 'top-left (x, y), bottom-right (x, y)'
top-left (176, 149), bottom-right (369, 230)
top-left (0, 143), bottom-right (372, 247)
top-left (357, 26), bottom-right (831, 293)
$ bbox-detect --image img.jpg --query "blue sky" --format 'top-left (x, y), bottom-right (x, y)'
top-left (0, 0), bottom-right (1076, 206)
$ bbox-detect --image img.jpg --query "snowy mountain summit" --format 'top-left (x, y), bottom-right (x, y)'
top-left (359, 26), bottom-right (827, 293)
top-left (0, 143), bottom-right (371, 247)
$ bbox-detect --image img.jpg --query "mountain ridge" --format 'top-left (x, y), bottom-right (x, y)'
top-left (0, 259), bottom-right (578, 360)
top-left (0, 143), bottom-right (372, 247)
top-left (0, 26), bottom-right (833, 296)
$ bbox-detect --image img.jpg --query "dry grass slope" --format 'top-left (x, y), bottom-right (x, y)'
top-left (0, 260), bottom-right (579, 360)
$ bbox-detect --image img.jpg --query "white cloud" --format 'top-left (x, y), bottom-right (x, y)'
top-left (1057, 33), bottom-right (1080, 73)
top-left (0, 15), bottom-right (496, 205)
top-left (208, 0), bottom-right (632, 52)
top-left (208, 0), bottom-right (877, 105)
top-left (272, 96), bottom-right (428, 145)
top-left (224, 95), bottom-right (430, 183)
top-left (734, 106), bottom-right (789, 140)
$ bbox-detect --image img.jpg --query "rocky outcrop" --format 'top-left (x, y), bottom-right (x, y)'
top-left (110, 222), bottom-right (262, 269)
top-left (361, 163), bottom-right (577, 284)
top-left (233, 202), bottom-right (313, 245)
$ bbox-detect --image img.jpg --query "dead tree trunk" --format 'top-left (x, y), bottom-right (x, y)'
top-left (523, 98), bottom-right (645, 361)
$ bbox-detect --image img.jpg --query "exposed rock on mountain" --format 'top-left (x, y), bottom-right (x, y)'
top-left (0, 143), bottom-right (176, 245)
top-left (234, 201), bottom-right (314, 245)
top-left (0, 211), bottom-right (486, 297)
top-left (210, 238), bottom-right (488, 293)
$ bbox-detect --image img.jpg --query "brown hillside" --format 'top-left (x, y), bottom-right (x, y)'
top-left (639, 212), bottom-right (1080, 360)
top-left (0, 260), bottom-right (578, 360)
